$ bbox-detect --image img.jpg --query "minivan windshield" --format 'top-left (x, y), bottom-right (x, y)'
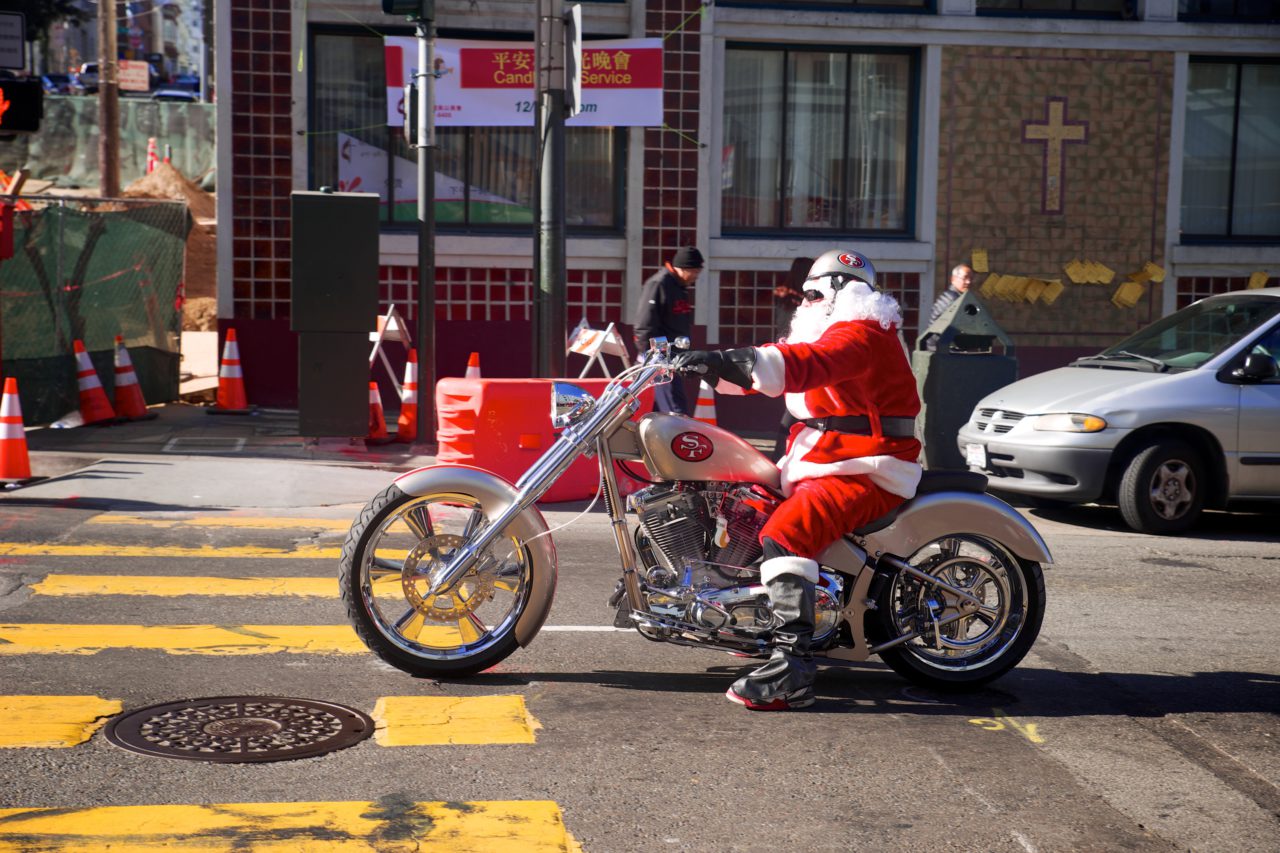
top-left (1076, 295), bottom-right (1280, 371)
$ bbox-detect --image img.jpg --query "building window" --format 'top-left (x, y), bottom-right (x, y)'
top-left (975, 0), bottom-right (1127, 16)
top-left (1178, 0), bottom-right (1280, 22)
top-left (310, 29), bottom-right (624, 233)
top-left (718, 0), bottom-right (931, 9)
top-left (1182, 58), bottom-right (1280, 242)
top-left (722, 45), bottom-right (917, 236)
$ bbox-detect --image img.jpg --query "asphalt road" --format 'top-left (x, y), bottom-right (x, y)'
top-left (0, 455), bottom-right (1276, 851)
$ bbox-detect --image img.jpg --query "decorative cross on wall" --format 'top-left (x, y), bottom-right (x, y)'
top-left (1022, 97), bottom-right (1089, 215)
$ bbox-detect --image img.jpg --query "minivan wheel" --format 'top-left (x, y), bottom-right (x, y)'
top-left (1117, 440), bottom-right (1206, 534)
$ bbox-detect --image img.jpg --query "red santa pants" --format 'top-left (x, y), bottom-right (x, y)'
top-left (760, 474), bottom-right (907, 559)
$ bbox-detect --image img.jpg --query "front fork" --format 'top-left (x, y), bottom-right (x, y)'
top-left (595, 436), bottom-right (647, 615)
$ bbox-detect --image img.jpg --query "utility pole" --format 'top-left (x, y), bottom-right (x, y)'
top-left (533, 0), bottom-right (567, 379)
top-left (98, 0), bottom-right (120, 197)
top-left (382, 0), bottom-right (437, 444)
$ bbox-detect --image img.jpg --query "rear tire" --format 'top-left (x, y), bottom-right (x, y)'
top-left (339, 483), bottom-right (533, 678)
top-left (1117, 440), bottom-right (1206, 535)
top-left (872, 534), bottom-right (1045, 690)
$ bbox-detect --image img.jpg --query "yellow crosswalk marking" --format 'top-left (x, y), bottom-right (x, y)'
top-left (0, 800), bottom-right (576, 851)
top-left (0, 543), bottom-right (340, 559)
top-left (0, 624), bottom-right (476, 655)
top-left (0, 624), bottom-right (367, 655)
top-left (373, 696), bottom-right (541, 746)
top-left (87, 514), bottom-right (352, 531)
top-left (0, 696), bottom-right (122, 748)
top-left (32, 575), bottom-right (337, 597)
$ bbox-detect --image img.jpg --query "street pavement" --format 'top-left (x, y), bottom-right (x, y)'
top-left (0, 405), bottom-right (1277, 851)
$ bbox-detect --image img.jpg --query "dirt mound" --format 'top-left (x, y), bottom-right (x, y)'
top-left (183, 297), bottom-right (218, 332)
top-left (123, 162), bottom-right (216, 221)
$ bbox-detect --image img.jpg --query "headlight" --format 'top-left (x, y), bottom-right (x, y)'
top-left (1032, 413), bottom-right (1107, 433)
top-left (551, 382), bottom-right (596, 429)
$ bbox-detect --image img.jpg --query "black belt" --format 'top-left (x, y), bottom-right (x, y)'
top-left (800, 415), bottom-right (916, 438)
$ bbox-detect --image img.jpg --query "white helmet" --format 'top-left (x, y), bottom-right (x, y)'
top-left (805, 249), bottom-right (876, 292)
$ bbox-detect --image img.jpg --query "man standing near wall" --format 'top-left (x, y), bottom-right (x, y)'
top-left (633, 245), bottom-right (703, 414)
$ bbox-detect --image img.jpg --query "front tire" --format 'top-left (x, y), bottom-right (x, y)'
top-left (872, 534), bottom-right (1045, 690)
top-left (1117, 440), bottom-right (1206, 535)
top-left (339, 483), bottom-right (535, 677)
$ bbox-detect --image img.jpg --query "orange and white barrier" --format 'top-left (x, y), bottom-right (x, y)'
top-left (146, 137), bottom-right (159, 174)
top-left (464, 352), bottom-right (481, 379)
top-left (395, 349), bottom-right (418, 443)
top-left (693, 381), bottom-right (718, 427)
top-left (367, 382), bottom-right (389, 442)
top-left (113, 336), bottom-right (149, 420)
top-left (0, 377), bottom-right (31, 481)
top-left (73, 340), bottom-right (116, 425)
top-left (212, 328), bottom-right (251, 413)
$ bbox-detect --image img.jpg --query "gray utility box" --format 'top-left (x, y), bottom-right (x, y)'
top-left (912, 291), bottom-right (1017, 470)
top-left (291, 190), bottom-right (380, 436)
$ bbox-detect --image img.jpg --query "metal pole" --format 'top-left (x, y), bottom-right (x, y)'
top-left (534, 0), bottom-right (567, 379)
top-left (98, 0), bottom-right (120, 198)
top-left (415, 11), bottom-right (437, 443)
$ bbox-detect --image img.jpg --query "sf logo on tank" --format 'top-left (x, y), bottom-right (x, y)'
top-left (838, 252), bottom-right (864, 268)
top-left (671, 431), bottom-right (713, 462)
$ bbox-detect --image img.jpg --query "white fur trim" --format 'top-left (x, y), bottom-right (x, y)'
top-left (761, 555), bottom-right (819, 584)
top-left (784, 392), bottom-right (812, 420)
top-left (751, 346), bottom-right (786, 397)
top-left (777, 426), bottom-right (922, 499)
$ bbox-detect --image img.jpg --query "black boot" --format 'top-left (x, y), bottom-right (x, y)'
top-left (727, 548), bottom-right (818, 711)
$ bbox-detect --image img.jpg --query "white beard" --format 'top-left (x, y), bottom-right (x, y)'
top-left (784, 281), bottom-right (904, 344)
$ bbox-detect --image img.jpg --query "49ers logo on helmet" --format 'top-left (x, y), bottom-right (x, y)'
top-left (671, 431), bottom-right (713, 462)
top-left (838, 252), bottom-right (864, 269)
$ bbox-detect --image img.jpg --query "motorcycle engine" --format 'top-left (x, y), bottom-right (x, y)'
top-left (628, 483), bottom-right (841, 643)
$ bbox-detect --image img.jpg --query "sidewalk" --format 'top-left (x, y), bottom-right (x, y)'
top-left (20, 402), bottom-right (439, 484)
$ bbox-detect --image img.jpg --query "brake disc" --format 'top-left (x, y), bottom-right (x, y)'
top-left (400, 534), bottom-right (498, 622)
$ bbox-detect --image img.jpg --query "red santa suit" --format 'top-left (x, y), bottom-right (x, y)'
top-left (720, 278), bottom-right (922, 560)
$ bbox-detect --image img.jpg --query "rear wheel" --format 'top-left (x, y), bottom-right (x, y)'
top-left (1117, 440), bottom-right (1206, 535)
top-left (338, 483), bottom-right (534, 677)
top-left (873, 534), bottom-right (1045, 690)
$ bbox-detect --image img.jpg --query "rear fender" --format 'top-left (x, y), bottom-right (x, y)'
top-left (393, 465), bottom-right (557, 647)
top-left (862, 491), bottom-right (1053, 565)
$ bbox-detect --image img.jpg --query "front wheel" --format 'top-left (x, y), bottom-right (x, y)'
top-left (872, 534), bottom-right (1045, 690)
top-left (1117, 440), bottom-right (1206, 535)
top-left (339, 483), bottom-right (536, 677)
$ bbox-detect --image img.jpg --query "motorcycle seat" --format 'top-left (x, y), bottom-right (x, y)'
top-left (852, 470), bottom-right (989, 536)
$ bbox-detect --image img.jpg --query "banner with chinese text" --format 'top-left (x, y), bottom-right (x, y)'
top-left (384, 37), bottom-right (663, 127)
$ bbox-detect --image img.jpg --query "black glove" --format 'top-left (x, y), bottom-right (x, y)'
top-left (671, 347), bottom-right (756, 390)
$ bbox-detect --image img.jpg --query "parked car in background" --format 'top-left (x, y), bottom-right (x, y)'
top-left (73, 62), bottom-right (99, 93)
top-left (171, 74), bottom-right (200, 94)
top-left (958, 288), bottom-right (1280, 533)
top-left (40, 73), bottom-right (73, 95)
top-left (151, 88), bottom-right (199, 103)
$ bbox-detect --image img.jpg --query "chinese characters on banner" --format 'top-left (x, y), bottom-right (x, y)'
top-left (385, 37), bottom-right (663, 128)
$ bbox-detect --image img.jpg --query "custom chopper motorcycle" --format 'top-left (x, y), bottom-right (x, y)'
top-left (339, 338), bottom-right (1050, 690)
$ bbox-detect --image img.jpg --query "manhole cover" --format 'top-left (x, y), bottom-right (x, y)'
top-left (105, 696), bottom-right (374, 763)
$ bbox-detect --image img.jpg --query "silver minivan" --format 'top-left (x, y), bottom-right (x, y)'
top-left (957, 288), bottom-right (1280, 534)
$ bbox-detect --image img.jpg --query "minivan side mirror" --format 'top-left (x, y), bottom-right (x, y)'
top-left (1231, 352), bottom-right (1279, 383)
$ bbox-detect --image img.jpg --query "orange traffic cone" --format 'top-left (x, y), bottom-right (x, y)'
top-left (694, 380), bottom-right (718, 426)
top-left (73, 340), bottom-right (116, 425)
top-left (146, 137), bottom-right (158, 174)
top-left (464, 352), bottom-right (481, 379)
top-left (0, 377), bottom-right (32, 482)
top-left (395, 349), bottom-right (418, 443)
top-left (113, 336), bottom-right (151, 420)
top-left (163, 143), bottom-right (172, 165)
top-left (210, 328), bottom-right (252, 414)
top-left (367, 382), bottom-right (390, 442)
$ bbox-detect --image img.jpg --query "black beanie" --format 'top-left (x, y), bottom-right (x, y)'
top-left (671, 246), bottom-right (704, 269)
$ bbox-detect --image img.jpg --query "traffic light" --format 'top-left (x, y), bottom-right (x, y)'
top-left (381, 0), bottom-right (433, 18)
top-left (0, 79), bottom-right (42, 134)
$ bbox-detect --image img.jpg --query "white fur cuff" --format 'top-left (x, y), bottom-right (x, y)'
top-left (751, 346), bottom-right (786, 397)
top-left (761, 556), bottom-right (819, 584)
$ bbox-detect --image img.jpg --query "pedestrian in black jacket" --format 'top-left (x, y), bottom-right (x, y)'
top-left (633, 246), bottom-right (703, 414)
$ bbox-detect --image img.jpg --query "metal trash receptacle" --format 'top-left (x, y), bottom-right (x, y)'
top-left (911, 291), bottom-right (1016, 470)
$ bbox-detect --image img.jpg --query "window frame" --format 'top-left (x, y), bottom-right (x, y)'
top-left (1178, 0), bottom-right (1280, 23)
top-left (306, 23), bottom-right (627, 236)
top-left (716, 0), bottom-right (935, 13)
top-left (720, 41), bottom-right (921, 240)
top-left (1181, 55), bottom-right (1280, 245)
top-left (974, 0), bottom-right (1129, 19)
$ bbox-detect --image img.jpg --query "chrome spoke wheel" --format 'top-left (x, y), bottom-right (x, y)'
top-left (886, 535), bottom-right (1028, 672)
top-left (358, 493), bottom-right (531, 664)
top-left (1148, 460), bottom-right (1195, 521)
